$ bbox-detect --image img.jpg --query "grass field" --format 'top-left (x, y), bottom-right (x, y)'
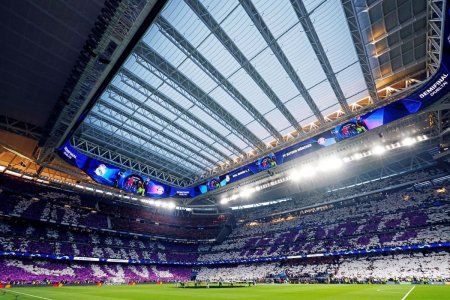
top-left (1, 284), bottom-right (449, 300)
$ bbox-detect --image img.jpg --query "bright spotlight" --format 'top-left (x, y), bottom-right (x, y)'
top-left (300, 165), bottom-right (316, 177)
top-left (372, 145), bottom-right (385, 155)
top-left (319, 157), bottom-right (342, 171)
top-left (289, 169), bottom-right (301, 181)
top-left (353, 153), bottom-right (363, 160)
top-left (167, 202), bottom-right (176, 209)
top-left (240, 188), bottom-right (255, 198)
top-left (220, 198), bottom-right (228, 205)
top-left (231, 194), bottom-right (239, 201)
top-left (402, 137), bottom-right (416, 146)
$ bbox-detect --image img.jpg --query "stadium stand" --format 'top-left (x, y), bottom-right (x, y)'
top-left (0, 167), bottom-right (448, 285)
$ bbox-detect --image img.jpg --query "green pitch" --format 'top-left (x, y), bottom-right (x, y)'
top-left (1, 284), bottom-right (448, 300)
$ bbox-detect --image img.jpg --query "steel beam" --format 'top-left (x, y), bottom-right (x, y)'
top-left (118, 68), bottom-right (244, 157)
top-left (71, 135), bottom-right (189, 186)
top-left (80, 120), bottom-right (201, 176)
top-left (90, 102), bottom-right (216, 169)
top-left (184, 0), bottom-right (304, 134)
top-left (426, 0), bottom-right (445, 77)
top-left (39, 0), bottom-right (163, 162)
top-left (239, 0), bottom-right (325, 124)
top-left (341, 0), bottom-right (380, 103)
top-left (290, 0), bottom-right (351, 114)
top-left (134, 42), bottom-right (267, 151)
top-left (0, 115), bottom-right (43, 140)
top-left (76, 124), bottom-right (198, 181)
top-left (156, 16), bottom-right (285, 141)
top-left (99, 87), bottom-right (223, 167)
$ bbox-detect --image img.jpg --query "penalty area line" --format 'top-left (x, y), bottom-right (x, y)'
top-left (400, 285), bottom-right (416, 300)
top-left (3, 289), bottom-right (54, 300)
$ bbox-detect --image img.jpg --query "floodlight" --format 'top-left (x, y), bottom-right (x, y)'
top-left (240, 188), bottom-right (255, 198)
top-left (300, 165), bottom-right (316, 177)
top-left (402, 137), bottom-right (416, 146)
top-left (289, 169), bottom-right (301, 181)
top-left (319, 157), bottom-right (343, 171)
top-left (372, 145), bottom-right (386, 155)
top-left (353, 153), bottom-right (363, 160)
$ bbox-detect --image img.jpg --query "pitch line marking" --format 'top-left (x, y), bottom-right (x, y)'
top-left (401, 285), bottom-right (416, 300)
top-left (3, 289), bottom-right (54, 300)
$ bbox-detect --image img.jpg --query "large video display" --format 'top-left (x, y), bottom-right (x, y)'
top-left (58, 142), bottom-right (196, 198)
top-left (59, 2), bottom-right (450, 199)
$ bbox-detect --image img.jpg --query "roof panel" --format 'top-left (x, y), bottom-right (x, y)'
top-left (174, 118), bottom-right (215, 145)
top-left (246, 120), bottom-right (271, 140)
top-left (188, 105), bottom-right (232, 137)
top-left (226, 133), bottom-right (250, 149)
top-left (299, 114), bottom-right (318, 127)
top-left (200, 0), bottom-right (239, 24)
top-left (252, 0), bottom-right (299, 39)
top-left (196, 34), bottom-right (242, 77)
top-left (278, 24), bottom-right (327, 89)
top-left (211, 142), bottom-right (234, 159)
top-left (251, 47), bottom-right (300, 102)
top-left (321, 103), bottom-right (341, 117)
top-left (228, 68), bottom-right (276, 115)
top-left (161, 0), bottom-right (210, 48)
top-left (284, 95), bottom-right (315, 123)
top-left (264, 109), bottom-right (292, 132)
top-left (310, 0), bottom-right (360, 72)
top-left (308, 80), bottom-right (339, 112)
top-left (177, 57), bottom-right (219, 93)
top-left (208, 87), bottom-right (255, 125)
top-left (336, 63), bottom-right (369, 99)
top-left (156, 83), bottom-right (195, 108)
top-left (143, 26), bottom-right (188, 67)
top-left (220, 4), bottom-right (269, 60)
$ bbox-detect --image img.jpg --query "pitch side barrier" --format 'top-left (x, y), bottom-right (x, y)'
top-left (0, 242), bottom-right (448, 266)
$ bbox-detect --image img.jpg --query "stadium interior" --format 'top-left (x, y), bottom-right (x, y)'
top-left (0, 0), bottom-right (449, 299)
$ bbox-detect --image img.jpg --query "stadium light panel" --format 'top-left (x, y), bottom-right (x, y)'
top-left (289, 169), bottom-right (302, 181)
top-left (353, 153), bottom-right (363, 160)
top-left (319, 157), bottom-right (343, 171)
top-left (240, 188), bottom-right (255, 198)
top-left (402, 137), bottom-right (416, 146)
top-left (372, 145), bottom-right (386, 155)
top-left (300, 165), bottom-right (316, 177)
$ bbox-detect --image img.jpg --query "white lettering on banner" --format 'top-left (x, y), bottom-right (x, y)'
top-left (63, 146), bottom-right (77, 160)
top-left (282, 144), bottom-right (312, 158)
top-left (232, 169), bottom-right (250, 178)
top-left (419, 73), bottom-right (448, 98)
